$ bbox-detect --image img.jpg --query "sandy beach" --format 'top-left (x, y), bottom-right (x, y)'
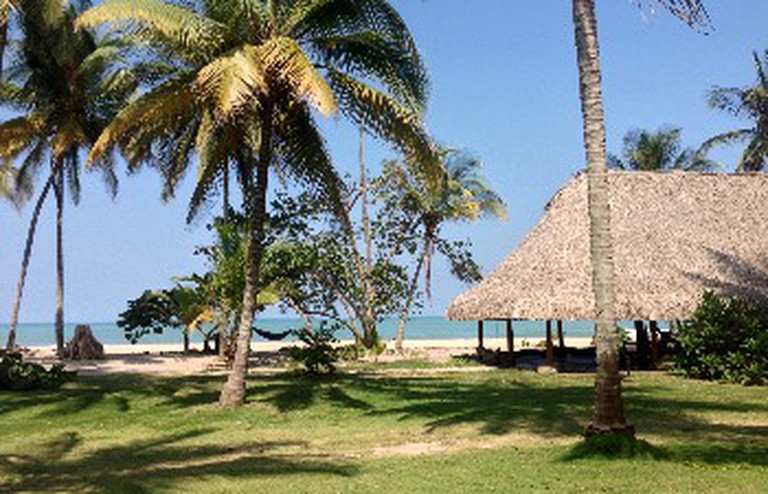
top-left (19, 337), bottom-right (594, 376)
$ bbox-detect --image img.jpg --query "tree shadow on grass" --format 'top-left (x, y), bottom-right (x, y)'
top-left (0, 428), bottom-right (356, 493)
top-left (350, 375), bottom-right (591, 436)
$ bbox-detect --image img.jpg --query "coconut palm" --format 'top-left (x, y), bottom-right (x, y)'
top-left (609, 126), bottom-right (717, 171)
top-left (571, 0), bottom-right (709, 437)
top-left (79, 0), bottom-right (434, 407)
top-left (701, 51), bottom-right (768, 172)
top-left (381, 148), bottom-right (506, 351)
top-left (1, 0), bottom-right (136, 354)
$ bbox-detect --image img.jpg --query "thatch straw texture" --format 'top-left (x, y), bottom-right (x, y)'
top-left (448, 171), bottom-right (768, 321)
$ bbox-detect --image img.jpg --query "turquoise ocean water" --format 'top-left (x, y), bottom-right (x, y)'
top-left (0, 317), bottom-right (598, 347)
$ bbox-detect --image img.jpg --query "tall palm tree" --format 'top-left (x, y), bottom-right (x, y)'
top-left (1, 0), bottom-right (136, 354)
top-left (701, 51), bottom-right (768, 171)
top-left (381, 148), bottom-right (506, 351)
top-left (79, 0), bottom-right (435, 407)
top-left (609, 126), bottom-right (717, 171)
top-left (571, 0), bottom-right (709, 437)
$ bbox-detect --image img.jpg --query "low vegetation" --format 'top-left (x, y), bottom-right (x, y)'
top-left (0, 368), bottom-right (765, 493)
top-left (677, 292), bottom-right (768, 385)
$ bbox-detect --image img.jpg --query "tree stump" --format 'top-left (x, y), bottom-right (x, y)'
top-left (64, 325), bottom-right (105, 360)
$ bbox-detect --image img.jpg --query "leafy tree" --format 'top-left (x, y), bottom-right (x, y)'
top-left (263, 188), bottom-right (410, 349)
top-left (571, 0), bottom-right (709, 437)
top-left (80, 0), bottom-right (434, 406)
top-left (379, 148), bottom-right (506, 350)
top-left (117, 285), bottom-right (213, 353)
top-left (701, 50), bottom-right (768, 171)
top-left (1, 0), bottom-right (136, 354)
top-left (608, 126), bottom-right (717, 171)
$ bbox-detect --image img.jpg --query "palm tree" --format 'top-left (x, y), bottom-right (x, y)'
top-left (79, 0), bottom-right (434, 407)
top-left (571, 0), bottom-right (709, 437)
top-left (381, 148), bottom-right (506, 351)
top-left (701, 51), bottom-right (768, 171)
top-left (1, 0), bottom-right (136, 354)
top-left (609, 126), bottom-right (717, 171)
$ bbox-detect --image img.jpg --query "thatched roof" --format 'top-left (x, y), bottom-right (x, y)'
top-left (448, 171), bottom-right (768, 321)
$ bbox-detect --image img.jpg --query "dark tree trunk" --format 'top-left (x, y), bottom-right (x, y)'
top-left (394, 242), bottom-right (427, 351)
top-left (6, 168), bottom-right (57, 350)
top-left (219, 107), bottom-right (272, 408)
top-left (55, 161), bottom-right (65, 357)
top-left (572, 0), bottom-right (631, 437)
top-left (634, 320), bottom-right (650, 370)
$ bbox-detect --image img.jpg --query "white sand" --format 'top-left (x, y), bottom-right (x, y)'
top-left (20, 337), bottom-right (593, 375)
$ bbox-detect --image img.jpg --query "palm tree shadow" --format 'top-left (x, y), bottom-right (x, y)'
top-left (0, 429), bottom-right (356, 493)
top-left (684, 248), bottom-right (768, 308)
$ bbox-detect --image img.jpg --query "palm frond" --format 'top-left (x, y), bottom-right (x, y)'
top-left (328, 70), bottom-right (439, 186)
top-left (195, 44), bottom-right (265, 121)
top-left (76, 0), bottom-right (228, 61)
top-left (646, 0), bottom-right (711, 31)
top-left (312, 32), bottom-right (427, 111)
top-left (274, 102), bottom-right (345, 217)
top-left (0, 115), bottom-right (43, 159)
top-left (87, 75), bottom-right (197, 167)
top-left (262, 36), bottom-right (337, 117)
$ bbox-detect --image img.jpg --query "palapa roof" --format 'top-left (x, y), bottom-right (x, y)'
top-left (448, 171), bottom-right (768, 321)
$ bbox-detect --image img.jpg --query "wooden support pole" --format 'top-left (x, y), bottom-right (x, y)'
top-left (557, 320), bottom-right (565, 349)
top-left (478, 320), bottom-right (485, 350)
top-left (650, 320), bottom-right (660, 363)
top-left (545, 320), bottom-right (554, 365)
top-left (506, 319), bottom-right (514, 352)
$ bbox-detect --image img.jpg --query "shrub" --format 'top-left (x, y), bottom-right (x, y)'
top-left (290, 326), bottom-right (339, 375)
top-left (676, 292), bottom-right (768, 385)
top-left (0, 353), bottom-right (74, 390)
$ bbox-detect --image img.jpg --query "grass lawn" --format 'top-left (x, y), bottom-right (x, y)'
top-left (0, 367), bottom-right (766, 493)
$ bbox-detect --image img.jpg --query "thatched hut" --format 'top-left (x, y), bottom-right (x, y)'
top-left (448, 171), bottom-right (768, 357)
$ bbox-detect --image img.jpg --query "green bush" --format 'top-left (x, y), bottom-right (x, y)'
top-left (0, 353), bottom-right (74, 390)
top-left (290, 326), bottom-right (339, 375)
top-left (676, 292), bottom-right (768, 385)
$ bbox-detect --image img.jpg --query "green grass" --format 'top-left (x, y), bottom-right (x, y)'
top-left (0, 369), bottom-right (766, 493)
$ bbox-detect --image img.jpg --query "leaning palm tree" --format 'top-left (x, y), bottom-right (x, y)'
top-left (701, 51), bottom-right (768, 172)
top-left (381, 148), bottom-right (506, 351)
top-left (609, 126), bottom-right (717, 171)
top-left (571, 0), bottom-right (709, 437)
top-left (1, 0), bottom-right (136, 354)
top-left (79, 0), bottom-right (435, 407)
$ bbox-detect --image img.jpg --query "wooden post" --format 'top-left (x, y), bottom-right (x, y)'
top-left (545, 320), bottom-right (554, 365)
top-left (557, 320), bottom-right (565, 349)
top-left (650, 320), bottom-right (660, 363)
top-left (506, 319), bottom-right (514, 352)
top-left (635, 320), bottom-right (649, 370)
top-left (477, 320), bottom-right (485, 350)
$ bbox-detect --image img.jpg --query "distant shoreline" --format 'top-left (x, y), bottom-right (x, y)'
top-left (23, 336), bottom-right (594, 356)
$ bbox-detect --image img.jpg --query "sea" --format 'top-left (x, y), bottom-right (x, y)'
top-left (0, 317), bottom-right (601, 347)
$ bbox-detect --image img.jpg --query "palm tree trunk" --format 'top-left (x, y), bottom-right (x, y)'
top-left (6, 167), bottom-right (57, 350)
top-left (54, 159), bottom-right (65, 357)
top-left (219, 109), bottom-right (272, 408)
top-left (219, 166), bottom-right (231, 359)
top-left (572, 0), bottom-right (631, 437)
top-left (395, 241), bottom-right (427, 351)
top-left (357, 128), bottom-right (379, 349)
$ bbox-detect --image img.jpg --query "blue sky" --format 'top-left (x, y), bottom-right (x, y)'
top-left (1, 0), bottom-right (767, 324)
